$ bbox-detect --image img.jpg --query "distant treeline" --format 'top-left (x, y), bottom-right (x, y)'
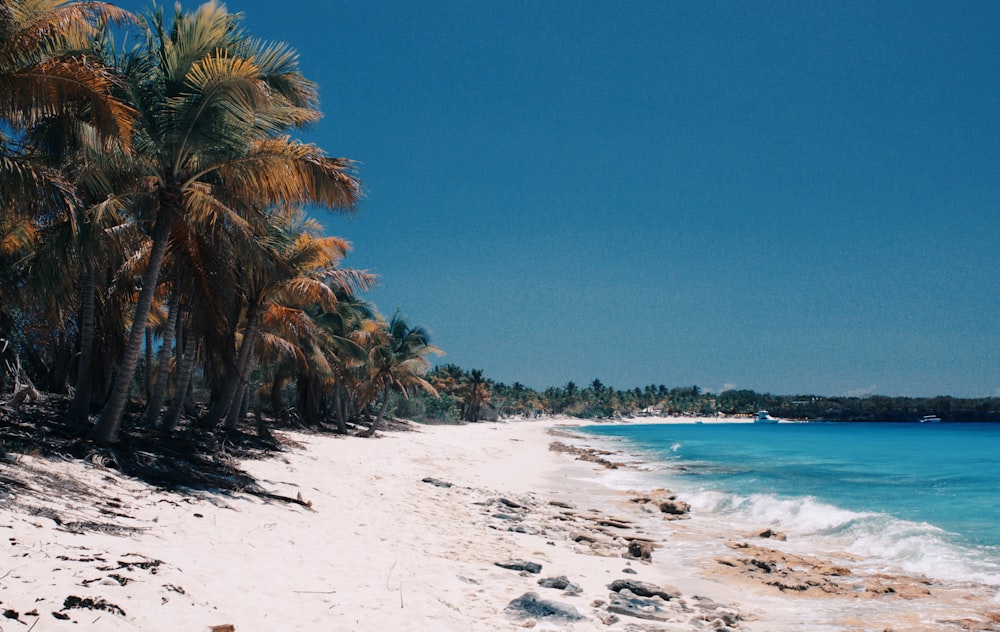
top-left (394, 366), bottom-right (1000, 423)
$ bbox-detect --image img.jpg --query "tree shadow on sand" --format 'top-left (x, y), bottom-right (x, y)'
top-left (0, 396), bottom-right (320, 509)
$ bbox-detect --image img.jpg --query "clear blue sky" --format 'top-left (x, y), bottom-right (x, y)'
top-left (116, 0), bottom-right (1000, 397)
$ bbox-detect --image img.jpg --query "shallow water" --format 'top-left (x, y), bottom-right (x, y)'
top-left (579, 421), bottom-right (1000, 586)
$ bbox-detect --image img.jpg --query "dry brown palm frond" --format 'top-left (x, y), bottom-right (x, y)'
top-left (255, 330), bottom-right (301, 366)
top-left (211, 136), bottom-right (361, 211)
top-left (259, 303), bottom-right (317, 344)
top-left (183, 182), bottom-right (256, 238)
top-left (7, 0), bottom-right (134, 53)
top-left (114, 232), bottom-right (151, 285)
top-left (0, 216), bottom-right (37, 257)
top-left (1, 57), bottom-right (136, 145)
top-left (269, 277), bottom-right (338, 311)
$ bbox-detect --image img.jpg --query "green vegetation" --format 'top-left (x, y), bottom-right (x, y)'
top-left (0, 0), bottom-right (438, 442)
top-left (399, 375), bottom-right (1000, 423)
top-left (1, 0), bottom-right (996, 455)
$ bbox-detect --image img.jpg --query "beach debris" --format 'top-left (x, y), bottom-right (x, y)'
top-left (608, 579), bottom-right (681, 601)
top-left (98, 552), bottom-right (162, 574)
top-left (503, 592), bottom-right (584, 622)
top-left (420, 477), bottom-right (453, 488)
top-left (495, 559), bottom-right (542, 574)
top-left (62, 595), bottom-right (126, 617)
top-left (537, 575), bottom-right (583, 594)
top-left (621, 567), bottom-right (638, 575)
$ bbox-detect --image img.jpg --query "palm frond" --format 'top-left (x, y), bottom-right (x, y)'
top-left (209, 136), bottom-right (361, 211)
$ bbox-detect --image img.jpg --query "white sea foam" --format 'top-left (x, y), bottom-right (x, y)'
top-left (683, 486), bottom-right (1000, 586)
top-left (579, 428), bottom-right (1000, 589)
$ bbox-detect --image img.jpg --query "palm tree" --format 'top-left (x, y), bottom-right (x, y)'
top-left (310, 293), bottom-right (377, 432)
top-left (199, 207), bottom-right (372, 431)
top-left (90, 1), bottom-right (361, 443)
top-left (463, 368), bottom-right (490, 423)
top-left (361, 313), bottom-right (440, 437)
top-left (0, 0), bottom-right (136, 397)
top-left (0, 0), bottom-right (135, 218)
top-left (0, 0), bottom-right (134, 134)
top-left (26, 140), bottom-right (138, 423)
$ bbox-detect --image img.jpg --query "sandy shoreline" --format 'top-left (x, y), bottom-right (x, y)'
top-left (2, 417), bottom-right (998, 631)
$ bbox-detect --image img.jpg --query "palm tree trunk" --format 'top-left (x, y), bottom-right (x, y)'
top-left (90, 213), bottom-right (172, 444)
top-left (68, 261), bottom-right (96, 424)
top-left (202, 304), bottom-right (260, 429)
top-left (332, 383), bottom-right (347, 434)
top-left (141, 283), bottom-right (180, 424)
top-left (298, 371), bottom-right (321, 426)
top-left (144, 327), bottom-right (153, 401)
top-left (363, 387), bottom-right (391, 437)
top-left (160, 327), bottom-right (196, 433)
top-left (270, 368), bottom-right (287, 412)
top-left (223, 336), bottom-right (255, 431)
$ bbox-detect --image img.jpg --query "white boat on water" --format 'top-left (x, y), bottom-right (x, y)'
top-left (920, 415), bottom-right (941, 423)
top-left (754, 410), bottom-right (781, 424)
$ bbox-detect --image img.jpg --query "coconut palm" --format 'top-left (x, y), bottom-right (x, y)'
top-left (463, 368), bottom-right (490, 423)
top-left (309, 292), bottom-right (377, 432)
top-left (0, 0), bottom-right (136, 395)
top-left (0, 0), bottom-right (134, 133)
top-left (0, 0), bottom-right (135, 218)
top-left (27, 151), bottom-right (139, 423)
top-left (197, 207), bottom-right (372, 431)
top-left (90, 1), bottom-right (361, 443)
top-left (361, 313), bottom-right (440, 437)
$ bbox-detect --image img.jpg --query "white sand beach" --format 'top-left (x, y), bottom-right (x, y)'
top-left (2, 418), bottom-right (998, 631)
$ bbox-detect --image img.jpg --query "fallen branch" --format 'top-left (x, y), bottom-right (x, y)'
top-left (245, 488), bottom-right (313, 509)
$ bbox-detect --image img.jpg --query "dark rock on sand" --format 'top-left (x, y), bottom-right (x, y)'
top-left (625, 539), bottom-right (655, 562)
top-left (754, 528), bottom-right (787, 541)
top-left (607, 589), bottom-right (672, 622)
top-left (659, 499), bottom-right (691, 515)
top-left (495, 559), bottom-right (542, 574)
top-left (504, 592), bottom-right (584, 621)
top-left (420, 477), bottom-right (453, 488)
top-left (537, 575), bottom-right (583, 594)
top-left (608, 579), bottom-right (681, 601)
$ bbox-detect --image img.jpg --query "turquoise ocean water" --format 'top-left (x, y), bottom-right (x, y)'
top-left (579, 422), bottom-right (1000, 586)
